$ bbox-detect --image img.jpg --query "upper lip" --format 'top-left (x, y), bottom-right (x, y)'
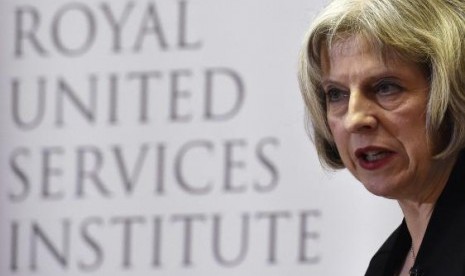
top-left (354, 146), bottom-right (394, 159)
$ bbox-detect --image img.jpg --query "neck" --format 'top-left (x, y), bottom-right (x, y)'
top-left (397, 156), bottom-right (456, 256)
top-left (398, 201), bottom-right (435, 255)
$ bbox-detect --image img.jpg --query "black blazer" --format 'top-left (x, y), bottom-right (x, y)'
top-left (365, 151), bottom-right (465, 276)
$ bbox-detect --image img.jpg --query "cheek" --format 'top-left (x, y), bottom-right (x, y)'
top-left (326, 115), bottom-right (337, 135)
top-left (327, 118), bottom-right (350, 156)
top-left (327, 117), bottom-right (344, 142)
top-left (395, 113), bottom-right (428, 148)
top-left (404, 127), bottom-right (430, 157)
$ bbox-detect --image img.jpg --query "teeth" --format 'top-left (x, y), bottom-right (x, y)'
top-left (364, 151), bottom-right (389, 162)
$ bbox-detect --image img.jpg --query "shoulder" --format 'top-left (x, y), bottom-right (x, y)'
top-left (365, 229), bottom-right (399, 275)
top-left (365, 222), bottom-right (409, 276)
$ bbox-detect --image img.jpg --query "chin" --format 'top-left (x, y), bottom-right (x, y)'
top-left (361, 179), bottom-right (402, 199)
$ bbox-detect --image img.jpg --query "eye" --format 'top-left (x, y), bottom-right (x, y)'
top-left (374, 80), bottom-right (403, 96)
top-left (325, 87), bottom-right (348, 103)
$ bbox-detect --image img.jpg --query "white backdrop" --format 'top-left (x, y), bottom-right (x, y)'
top-left (0, 0), bottom-right (402, 275)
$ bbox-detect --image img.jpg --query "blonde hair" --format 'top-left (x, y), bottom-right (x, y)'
top-left (299, 0), bottom-right (465, 169)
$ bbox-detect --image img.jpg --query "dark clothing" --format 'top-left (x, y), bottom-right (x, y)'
top-left (365, 152), bottom-right (465, 276)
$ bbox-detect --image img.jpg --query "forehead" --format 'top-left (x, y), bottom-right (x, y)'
top-left (322, 35), bottom-right (385, 69)
top-left (320, 35), bottom-right (420, 78)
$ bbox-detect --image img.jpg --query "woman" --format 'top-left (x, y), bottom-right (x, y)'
top-left (299, 0), bottom-right (465, 275)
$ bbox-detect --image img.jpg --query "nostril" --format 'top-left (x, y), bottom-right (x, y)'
top-left (344, 91), bottom-right (378, 132)
top-left (344, 112), bottom-right (377, 132)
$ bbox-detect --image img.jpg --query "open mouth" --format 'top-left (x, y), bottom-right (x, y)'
top-left (363, 151), bottom-right (392, 162)
top-left (355, 147), bottom-right (395, 170)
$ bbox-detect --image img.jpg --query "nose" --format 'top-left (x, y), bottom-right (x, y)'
top-left (344, 91), bottom-right (377, 133)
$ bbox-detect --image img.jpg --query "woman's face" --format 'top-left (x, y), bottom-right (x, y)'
top-left (321, 36), bottom-right (450, 200)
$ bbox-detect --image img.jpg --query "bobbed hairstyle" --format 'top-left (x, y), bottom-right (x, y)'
top-left (298, 0), bottom-right (465, 169)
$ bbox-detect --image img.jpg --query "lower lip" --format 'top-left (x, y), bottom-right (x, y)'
top-left (358, 152), bottom-right (396, 170)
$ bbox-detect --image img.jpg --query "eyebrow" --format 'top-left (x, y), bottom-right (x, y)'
top-left (321, 71), bottom-right (402, 88)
